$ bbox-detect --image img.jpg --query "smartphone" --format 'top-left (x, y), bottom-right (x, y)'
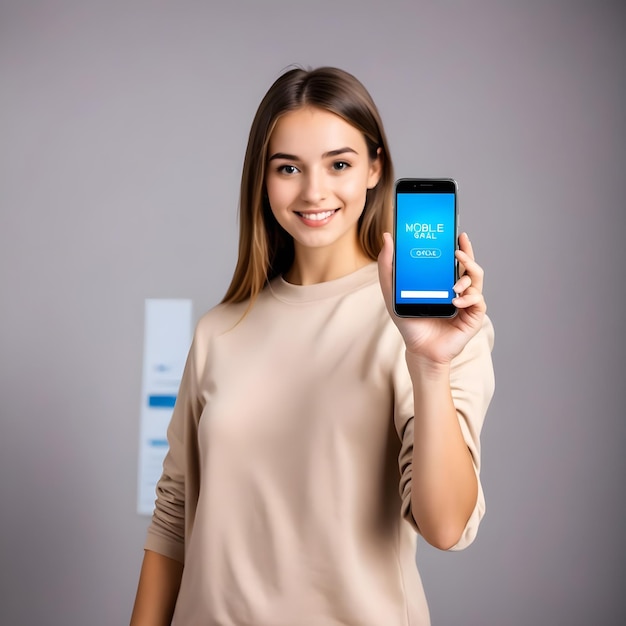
top-left (393, 178), bottom-right (458, 318)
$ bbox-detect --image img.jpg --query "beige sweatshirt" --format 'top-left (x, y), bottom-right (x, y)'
top-left (145, 262), bottom-right (495, 625)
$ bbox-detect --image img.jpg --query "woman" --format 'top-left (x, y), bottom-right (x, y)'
top-left (131, 66), bottom-right (495, 625)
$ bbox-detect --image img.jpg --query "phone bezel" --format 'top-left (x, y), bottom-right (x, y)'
top-left (393, 178), bottom-right (458, 318)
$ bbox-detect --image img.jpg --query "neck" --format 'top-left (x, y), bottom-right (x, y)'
top-left (285, 245), bottom-right (371, 286)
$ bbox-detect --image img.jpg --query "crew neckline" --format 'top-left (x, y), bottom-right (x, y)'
top-left (268, 262), bottom-right (379, 304)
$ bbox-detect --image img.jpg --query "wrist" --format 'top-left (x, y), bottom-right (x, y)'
top-left (405, 350), bottom-right (451, 381)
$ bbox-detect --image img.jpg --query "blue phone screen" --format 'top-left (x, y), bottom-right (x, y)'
top-left (395, 192), bottom-right (456, 305)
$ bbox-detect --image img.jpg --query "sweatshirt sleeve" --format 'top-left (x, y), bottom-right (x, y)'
top-left (395, 315), bottom-right (495, 550)
top-left (144, 329), bottom-right (205, 564)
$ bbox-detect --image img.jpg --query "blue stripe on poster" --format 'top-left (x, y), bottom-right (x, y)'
top-left (148, 439), bottom-right (169, 447)
top-left (148, 394), bottom-right (177, 408)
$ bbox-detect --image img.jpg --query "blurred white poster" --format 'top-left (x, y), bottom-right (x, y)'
top-left (137, 299), bottom-right (192, 515)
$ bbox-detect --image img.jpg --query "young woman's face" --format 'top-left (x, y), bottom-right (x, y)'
top-left (265, 106), bottom-right (381, 259)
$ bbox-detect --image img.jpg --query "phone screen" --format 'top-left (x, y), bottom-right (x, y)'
top-left (393, 179), bottom-right (458, 317)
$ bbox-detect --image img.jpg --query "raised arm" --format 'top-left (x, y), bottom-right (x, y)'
top-left (379, 232), bottom-right (491, 549)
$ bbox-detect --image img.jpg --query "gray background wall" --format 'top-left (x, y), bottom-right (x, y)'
top-left (1, 1), bottom-right (624, 624)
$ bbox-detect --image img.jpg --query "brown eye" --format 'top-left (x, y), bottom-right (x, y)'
top-left (278, 165), bottom-right (299, 175)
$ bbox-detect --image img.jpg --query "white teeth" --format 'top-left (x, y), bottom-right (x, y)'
top-left (299, 210), bottom-right (336, 221)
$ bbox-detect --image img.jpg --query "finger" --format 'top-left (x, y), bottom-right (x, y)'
top-left (452, 287), bottom-right (486, 307)
top-left (458, 232), bottom-right (475, 261)
top-left (455, 249), bottom-right (484, 293)
top-left (377, 232), bottom-right (394, 306)
top-left (453, 273), bottom-right (472, 295)
top-left (456, 232), bottom-right (474, 277)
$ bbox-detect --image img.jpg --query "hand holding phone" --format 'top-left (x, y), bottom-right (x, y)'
top-left (393, 178), bottom-right (458, 318)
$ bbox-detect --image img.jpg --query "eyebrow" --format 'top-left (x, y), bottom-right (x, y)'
top-left (268, 147), bottom-right (358, 161)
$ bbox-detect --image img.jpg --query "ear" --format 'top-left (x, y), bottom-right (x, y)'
top-left (367, 147), bottom-right (383, 190)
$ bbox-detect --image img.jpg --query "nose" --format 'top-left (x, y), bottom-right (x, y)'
top-left (301, 170), bottom-right (326, 205)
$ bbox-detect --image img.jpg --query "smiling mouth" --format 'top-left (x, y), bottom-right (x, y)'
top-left (296, 209), bottom-right (339, 221)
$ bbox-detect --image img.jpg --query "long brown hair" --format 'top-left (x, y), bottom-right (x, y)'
top-left (222, 66), bottom-right (394, 305)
